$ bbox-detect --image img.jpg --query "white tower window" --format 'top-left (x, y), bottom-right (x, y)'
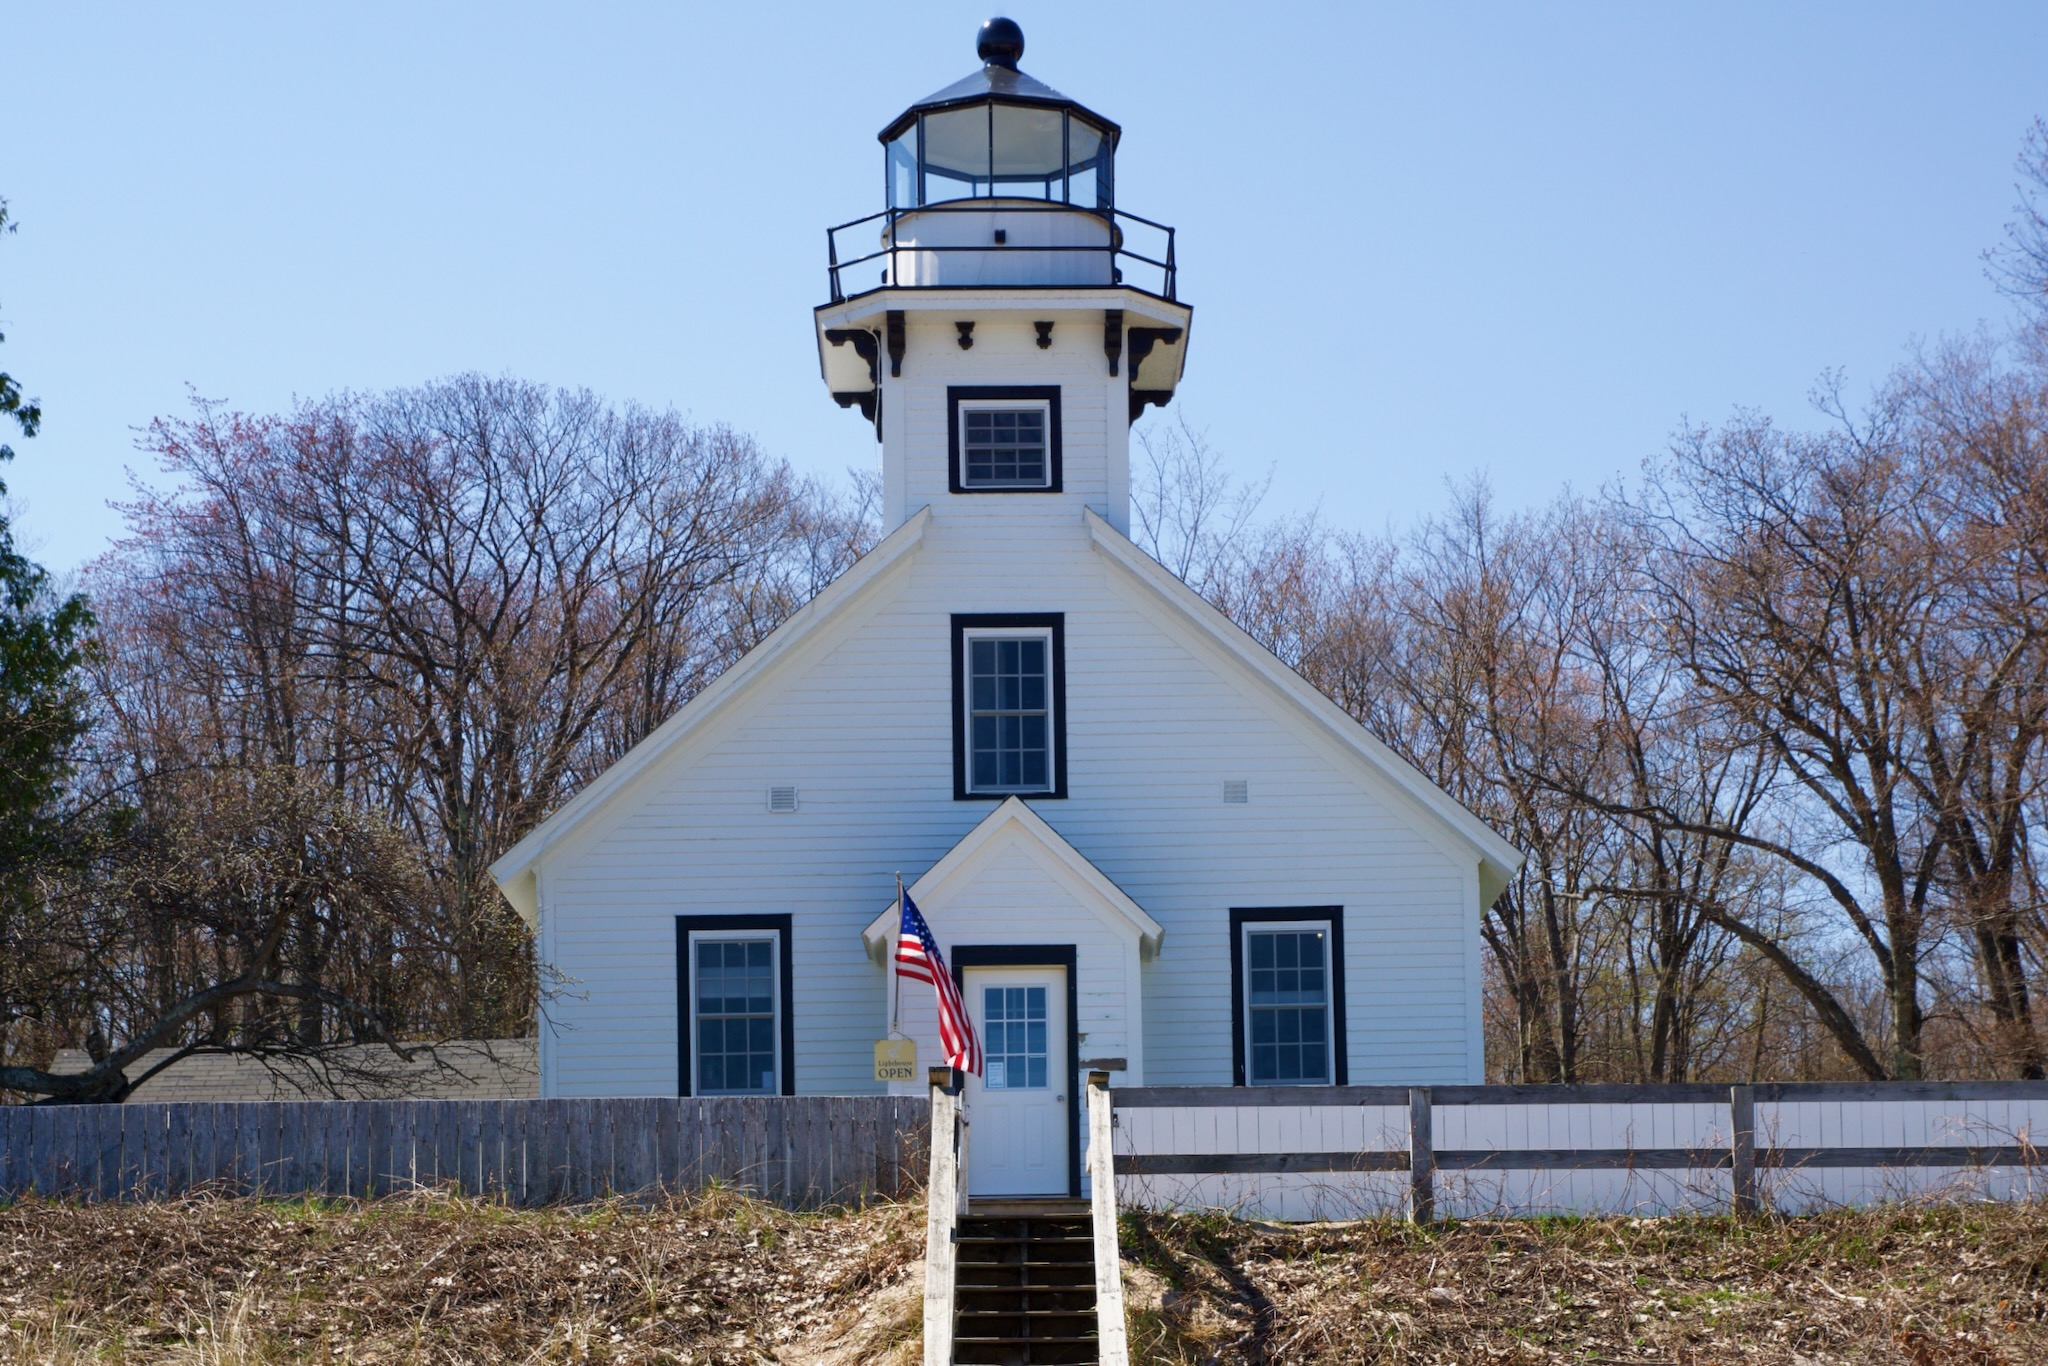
top-left (948, 386), bottom-right (1062, 493)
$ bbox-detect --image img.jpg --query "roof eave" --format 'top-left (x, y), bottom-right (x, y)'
top-left (1082, 507), bottom-right (1525, 897)
top-left (488, 507), bottom-right (935, 919)
top-left (861, 797), bottom-right (1164, 960)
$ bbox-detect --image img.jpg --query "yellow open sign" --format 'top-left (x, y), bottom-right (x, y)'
top-left (873, 1037), bottom-right (917, 1083)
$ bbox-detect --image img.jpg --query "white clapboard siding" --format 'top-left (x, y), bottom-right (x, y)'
top-left (539, 505), bottom-right (1482, 1100)
top-left (888, 310), bottom-right (1125, 529)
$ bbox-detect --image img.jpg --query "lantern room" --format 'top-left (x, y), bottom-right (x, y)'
top-left (824, 18), bottom-right (1178, 300)
top-left (814, 18), bottom-right (1193, 463)
top-left (881, 19), bottom-right (1117, 212)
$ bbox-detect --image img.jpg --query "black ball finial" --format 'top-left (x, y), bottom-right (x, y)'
top-left (977, 17), bottom-right (1024, 69)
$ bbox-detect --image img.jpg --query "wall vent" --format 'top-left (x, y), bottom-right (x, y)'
top-left (768, 785), bottom-right (799, 813)
top-left (1223, 779), bottom-right (1249, 804)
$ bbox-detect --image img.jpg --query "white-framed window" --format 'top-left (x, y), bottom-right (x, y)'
top-left (961, 626), bottom-right (1054, 794)
top-left (686, 929), bottom-right (782, 1095)
top-left (958, 400), bottom-right (1050, 488)
top-left (947, 386), bottom-right (1062, 493)
top-left (1232, 910), bottom-right (1346, 1087)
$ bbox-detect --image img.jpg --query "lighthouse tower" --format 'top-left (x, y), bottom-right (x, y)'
top-left (814, 18), bottom-right (1192, 536)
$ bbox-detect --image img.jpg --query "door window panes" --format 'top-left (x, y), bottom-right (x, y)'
top-left (983, 985), bottom-right (1049, 1090)
top-left (1246, 929), bottom-right (1329, 1084)
top-left (695, 938), bottom-right (778, 1094)
top-left (968, 636), bottom-right (1050, 792)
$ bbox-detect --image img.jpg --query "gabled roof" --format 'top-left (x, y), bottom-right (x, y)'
top-left (1082, 507), bottom-right (1524, 908)
top-left (487, 507), bottom-right (933, 924)
top-left (861, 797), bottom-right (1164, 960)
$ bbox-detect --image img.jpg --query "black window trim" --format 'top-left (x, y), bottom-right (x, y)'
top-left (1229, 906), bottom-right (1348, 1088)
top-left (950, 944), bottom-right (1082, 1200)
top-left (947, 385), bottom-right (1063, 494)
top-left (952, 612), bottom-right (1068, 801)
top-left (676, 913), bottom-right (796, 1097)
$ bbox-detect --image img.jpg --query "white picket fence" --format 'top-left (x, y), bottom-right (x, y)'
top-left (1111, 1082), bottom-right (2048, 1220)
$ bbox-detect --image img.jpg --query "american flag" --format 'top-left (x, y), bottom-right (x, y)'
top-left (895, 891), bottom-right (983, 1076)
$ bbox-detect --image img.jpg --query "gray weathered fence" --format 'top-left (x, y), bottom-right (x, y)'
top-left (0, 1096), bottom-right (928, 1208)
top-left (1111, 1080), bottom-right (2048, 1220)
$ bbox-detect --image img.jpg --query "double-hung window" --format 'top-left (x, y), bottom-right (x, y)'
top-left (677, 915), bottom-right (793, 1096)
top-left (948, 386), bottom-right (1062, 492)
top-left (952, 614), bottom-right (1066, 799)
top-left (1230, 908), bottom-right (1348, 1087)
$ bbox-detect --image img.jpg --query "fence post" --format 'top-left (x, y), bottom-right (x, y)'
top-left (1407, 1086), bottom-right (1435, 1226)
top-left (1730, 1084), bottom-right (1758, 1217)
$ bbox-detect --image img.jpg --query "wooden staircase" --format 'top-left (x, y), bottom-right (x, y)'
top-left (952, 1200), bottom-right (1099, 1365)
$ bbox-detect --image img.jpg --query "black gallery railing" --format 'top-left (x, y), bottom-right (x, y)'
top-left (825, 202), bottom-right (1177, 303)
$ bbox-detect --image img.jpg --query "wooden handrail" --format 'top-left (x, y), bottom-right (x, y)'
top-left (922, 1067), bottom-right (963, 1366)
top-left (1086, 1070), bottom-right (1130, 1366)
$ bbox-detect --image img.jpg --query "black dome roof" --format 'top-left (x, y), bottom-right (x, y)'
top-left (878, 20), bottom-right (1120, 145)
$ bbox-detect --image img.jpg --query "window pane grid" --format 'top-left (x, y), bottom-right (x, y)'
top-left (968, 635), bottom-right (1050, 791)
top-left (963, 407), bottom-right (1048, 487)
top-left (983, 985), bottom-right (1049, 1089)
top-left (1247, 929), bottom-right (1330, 1084)
top-left (696, 938), bottom-right (776, 1095)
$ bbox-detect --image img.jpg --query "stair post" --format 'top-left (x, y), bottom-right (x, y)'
top-left (1086, 1070), bottom-right (1131, 1366)
top-left (924, 1067), bottom-right (962, 1366)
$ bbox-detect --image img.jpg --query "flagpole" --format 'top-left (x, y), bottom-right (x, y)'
top-left (891, 872), bottom-right (903, 1037)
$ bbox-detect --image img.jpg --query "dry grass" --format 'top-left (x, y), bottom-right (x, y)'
top-left (10, 1191), bottom-right (2048, 1363)
top-left (1120, 1202), bottom-right (2048, 1364)
top-left (0, 1186), bottom-right (923, 1364)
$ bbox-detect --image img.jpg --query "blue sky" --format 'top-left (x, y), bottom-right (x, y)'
top-left (6, 2), bottom-right (2045, 572)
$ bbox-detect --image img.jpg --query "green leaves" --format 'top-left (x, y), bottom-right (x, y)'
top-left (0, 196), bottom-right (41, 465)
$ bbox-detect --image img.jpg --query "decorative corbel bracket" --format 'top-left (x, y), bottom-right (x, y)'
top-left (832, 389), bottom-right (882, 440)
top-left (886, 310), bottom-right (906, 377)
top-left (955, 320), bottom-right (976, 350)
top-left (1125, 327), bottom-right (1184, 384)
top-left (831, 391), bottom-right (879, 422)
top-left (1103, 309), bottom-right (1124, 376)
top-left (1129, 389), bottom-right (1174, 422)
top-left (824, 328), bottom-right (880, 385)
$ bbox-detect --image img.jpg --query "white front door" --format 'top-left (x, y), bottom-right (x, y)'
top-left (964, 966), bottom-right (1069, 1197)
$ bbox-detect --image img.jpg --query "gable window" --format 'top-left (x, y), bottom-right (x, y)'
top-left (952, 613), bottom-right (1067, 799)
top-left (676, 914), bottom-right (794, 1096)
top-left (1230, 907), bottom-right (1348, 1087)
top-left (948, 386), bottom-right (1062, 493)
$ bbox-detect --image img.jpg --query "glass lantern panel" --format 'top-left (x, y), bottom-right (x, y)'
top-left (1067, 117), bottom-right (1112, 210)
top-left (887, 129), bottom-right (918, 209)
top-left (991, 104), bottom-right (1065, 200)
top-left (920, 106), bottom-right (990, 201)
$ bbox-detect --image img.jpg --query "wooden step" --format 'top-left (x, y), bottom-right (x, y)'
top-left (952, 1211), bottom-right (1104, 1365)
top-left (966, 1198), bottom-right (1090, 1218)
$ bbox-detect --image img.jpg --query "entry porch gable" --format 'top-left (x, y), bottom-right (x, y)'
top-left (861, 797), bottom-right (1162, 1091)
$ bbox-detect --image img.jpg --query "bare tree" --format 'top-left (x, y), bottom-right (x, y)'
top-left (1130, 412), bottom-right (1271, 597)
top-left (1990, 117), bottom-right (2048, 327)
top-left (4, 376), bottom-right (875, 1100)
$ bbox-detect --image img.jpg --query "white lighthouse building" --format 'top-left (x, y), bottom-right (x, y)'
top-left (492, 19), bottom-right (1520, 1202)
